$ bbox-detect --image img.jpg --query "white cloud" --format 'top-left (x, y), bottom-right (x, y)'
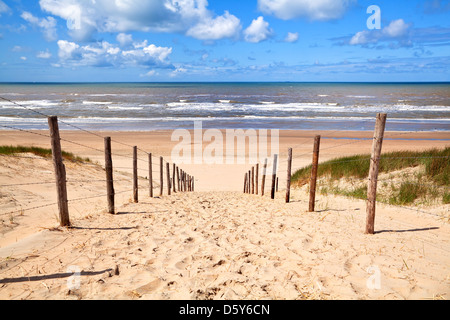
top-left (284, 32), bottom-right (299, 43)
top-left (140, 70), bottom-right (157, 77)
top-left (37, 50), bottom-right (52, 59)
top-left (383, 19), bottom-right (410, 38)
top-left (39, 0), bottom-right (241, 41)
top-left (186, 11), bottom-right (241, 40)
top-left (0, 0), bottom-right (10, 16)
top-left (20, 56), bottom-right (27, 61)
top-left (170, 66), bottom-right (188, 77)
top-left (116, 33), bottom-right (133, 47)
top-left (21, 11), bottom-right (58, 41)
top-left (57, 40), bottom-right (80, 60)
top-left (258, 0), bottom-right (356, 21)
top-left (56, 39), bottom-right (173, 69)
top-left (244, 16), bottom-right (273, 43)
top-left (350, 19), bottom-right (411, 46)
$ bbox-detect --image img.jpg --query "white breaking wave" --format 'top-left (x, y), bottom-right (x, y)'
top-left (82, 101), bottom-right (113, 105)
top-left (107, 106), bottom-right (144, 110)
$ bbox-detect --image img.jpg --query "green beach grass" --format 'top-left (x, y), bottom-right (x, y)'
top-left (0, 145), bottom-right (91, 163)
top-left (292, 147), bottom-right (449, 205)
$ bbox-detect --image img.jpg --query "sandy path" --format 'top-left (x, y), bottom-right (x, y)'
top-left (1, 188), bottom-right (449, 300)
top-left (0, 129), bottom-right (449, 300)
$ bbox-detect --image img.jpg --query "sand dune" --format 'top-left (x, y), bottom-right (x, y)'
top-left (0, 130), bottom-right (449, 300)
top-left (1, 188), bottom-right (449, 300)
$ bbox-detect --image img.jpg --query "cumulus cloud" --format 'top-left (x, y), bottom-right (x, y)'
top-left (116, 33), bottom-right (133, 47)
top-left (258, 0), bottom-right (356, 21)
top-left (37, 50), bottom-right (52, 59)
top-left (244, 16), bottom-right (273, 43)
top-left (39, 0), bottom-right (241, 41)
top-left (56, 38), bottom-right (173, 69)
top-left (350, 19), bottom-right (412, 46)
top-left (21, 11), bottom-right (58, 41)
top-left (186, 11), bottom-right (241, 40)
top-left (284, 32), bottom-right (299, 43)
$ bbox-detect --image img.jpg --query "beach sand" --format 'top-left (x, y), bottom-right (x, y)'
top-left (0, 129), bottom-right (449, 300)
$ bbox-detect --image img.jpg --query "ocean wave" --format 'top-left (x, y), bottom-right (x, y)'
top-left (346, 95), bottom-right (376, 99)
top-left (107, 106), bottom-right (144, 110)
top-left (82, 101), bottom-right (113, 105)
top-left (3, 115), bottom-right (448, 123)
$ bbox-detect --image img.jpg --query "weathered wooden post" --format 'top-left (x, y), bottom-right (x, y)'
top-left (172, 163), bottom-right (176, 193)
top-left (271, 154), bottom-right (278, 200)
top-left (365, 113), bottom-right (387, 235)
top-left (180, 170), bottom-right (184, 192)
top-left (255, 163), bottom-right (259, 195)
top-left (160, 157), bottom-right (163, 196)
top-left (105, 137), bottom-right (115, 214)
top-left (261, 158), bottom-right (268, 196)
top-left (244, 173), bottom-right (248, 193)
top-left (251, 166), bottom-right (255, 194)
top-left (48, 116), bottom-right (70, 227)
top-left (286, 148), bottom-right (292, 203)
top-left (309, 136), bottom-right (321, 212)
top-left (133, 146), bottom-right (138, 203)
top-left (176, 166), bottom-right (180, 191)
top-left (166, 162), bottom-right (171, 195)
top-left (149, 153), bottom-right (153, 198)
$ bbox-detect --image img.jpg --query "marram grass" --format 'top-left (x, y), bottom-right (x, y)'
top-left (0, 145), bottom-right (91, 163)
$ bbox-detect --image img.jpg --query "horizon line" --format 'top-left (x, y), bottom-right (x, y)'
top-left (1, 81), bottom-right (449, 84)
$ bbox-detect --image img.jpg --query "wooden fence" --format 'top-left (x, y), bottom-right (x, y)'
top-left (242, 113), bottom-right (388, 234)
top-left (1, 113), bottom-right (195, 228)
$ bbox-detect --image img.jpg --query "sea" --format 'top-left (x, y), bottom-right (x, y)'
top-left (0, 82), bottom-right (449, 132)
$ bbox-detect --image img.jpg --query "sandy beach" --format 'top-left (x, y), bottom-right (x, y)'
top-left (0, 129), bottom-right (449, 300)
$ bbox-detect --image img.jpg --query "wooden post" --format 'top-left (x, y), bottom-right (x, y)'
top-left (286, 148), bottom-right (292, 203)
top-left (192, 176), bottom-right (194, 192)
top-left (180, 170), bottom-right (183, 192)
top-left (271, 154), bottom-right (278, 199)
top-left (248, 170), bottom-right (251, 193)
top-left (181, 170), bottom-right (184, 192)
top-left (255, 163), bottom-right (259, 195)
top-left (160, 157), bottom-right (163, 196)
top-left (261, 158), bottom-right (268, 196)
top-left (365, 113), bottom-right (387, 235)
top-left (133, 146), bottom-right (138, 203)
top-left (172, 163), bottom-right (176, 193)
top-left (251, 166), bottom-right (255, 194)
top-left (176, 166), bottom-right (180, 191)
top-left (104, 137), bottom-right (115, 214)
top-left (166, 162), bottom-right (171, 195)
top-left (309, 136), bottom-right (321, 212)
top-left (48, 116), bottom-right (70, 227)
top-left (244, 173), bottom-right (247, 193)
top-left (149, 153), bottom-right (153, 198)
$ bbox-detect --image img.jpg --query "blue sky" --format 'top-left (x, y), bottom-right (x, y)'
top-left (0, 0), bottom-right (449, 82)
